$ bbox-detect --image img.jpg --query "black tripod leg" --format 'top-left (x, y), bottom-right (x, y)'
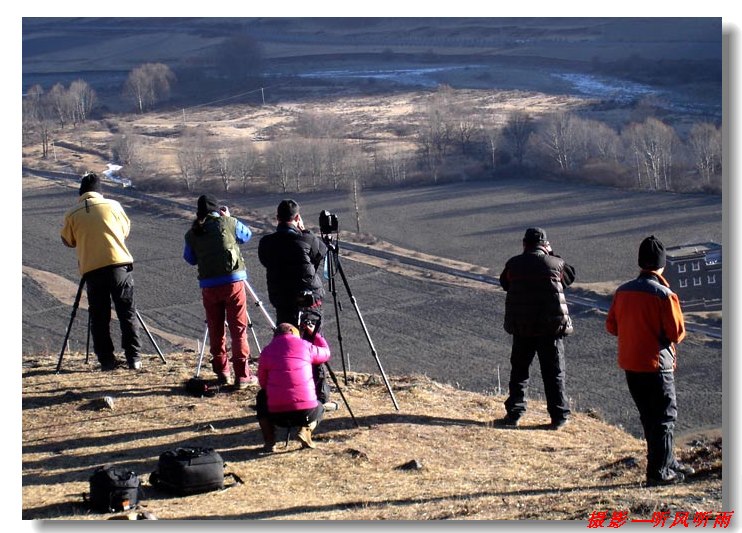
top-left (85, 312), bottom-right (91, 364)
top-left (324, 362), bottom-right (360, 428)
top-left (136, 310), bottom-right (167, 364)
top-left (328, 253), bottom-right (349, 384)
top-left (334, 256), bottom-right (400, 411)
top-left (56, 277), bottom-right (86, 374)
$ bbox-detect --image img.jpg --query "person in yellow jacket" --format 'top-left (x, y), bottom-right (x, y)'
top-left (606, 235), bottom-right (693, 486)
top-left (61, 172), bottom-right (141, 371)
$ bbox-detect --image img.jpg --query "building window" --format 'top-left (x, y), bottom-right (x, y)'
top-left (678, 264), bottom-right (687, 273)
top-left (693, 277), bottom-right (702, 286)
top-left (691, 261), bottom-right (701, 271)
top-left (708, 274), bottom-right (717, 284)
top-left (679, 279), bottom-right (688, 288)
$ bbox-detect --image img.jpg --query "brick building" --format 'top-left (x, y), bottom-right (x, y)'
top-left (663, 242), bottom-right (722, 310)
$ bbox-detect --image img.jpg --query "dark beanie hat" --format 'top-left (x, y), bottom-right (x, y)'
top-left (638, 235), bottom-right (666, 270)
top-left (523, 227), bottom-right (547, 244)
top-left (277, 199), bottom-right (300, 222)
top-left (79, 172), bottom-right (101, 195)
top-left (197, 194), bottom-right (219, 219)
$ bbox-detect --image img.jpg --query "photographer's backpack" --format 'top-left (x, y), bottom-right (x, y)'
top-left (149, 447), bottom-right (225, 495)
top-left (86, 465), bottom-right (141, 513)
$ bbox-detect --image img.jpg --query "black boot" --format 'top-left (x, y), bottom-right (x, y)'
top-left (258, 418), bottom-right (276, 453)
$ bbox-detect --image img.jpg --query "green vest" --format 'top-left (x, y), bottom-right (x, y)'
top-left (186, 216), bottom-right (245, 280)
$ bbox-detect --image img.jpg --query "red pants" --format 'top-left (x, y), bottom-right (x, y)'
top-left (202, 281), bottom-right (252, 382)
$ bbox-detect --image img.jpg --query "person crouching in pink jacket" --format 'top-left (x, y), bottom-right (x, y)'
top-left (256, 323), bottom-right (331, 453)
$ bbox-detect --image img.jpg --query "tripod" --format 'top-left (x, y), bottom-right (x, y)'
top-left (194, 279), bottom-right (275, 378)
top-left (322, 234), bottom-right (400, 411)
top-left (56, 277), bottom-right (167, 373)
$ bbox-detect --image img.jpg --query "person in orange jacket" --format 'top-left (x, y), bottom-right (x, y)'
top-left (606, 235), bottom-right (693, 486)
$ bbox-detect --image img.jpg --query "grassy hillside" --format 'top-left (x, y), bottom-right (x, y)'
top-left (22, 355), bottom-right (722, 521)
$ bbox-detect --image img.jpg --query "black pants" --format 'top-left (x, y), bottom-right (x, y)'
top-left (85, 265), bottom-right (141, 366)
top-left (504, 335), bottom-right (570, 423)
top-left (274, 303), bottom-right (323, 330)
top-left (255, 389), bottom-right (324, 427)
top-left (625, 371), bottom-right (678, 480)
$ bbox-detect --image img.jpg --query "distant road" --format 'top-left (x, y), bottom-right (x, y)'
top-left (23, 167), bottom-right (721, 340)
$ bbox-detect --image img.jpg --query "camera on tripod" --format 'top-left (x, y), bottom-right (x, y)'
top-left (319, 210), bottom-right (339, 235)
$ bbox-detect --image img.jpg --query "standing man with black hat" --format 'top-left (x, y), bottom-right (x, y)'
top-left (61, 172), bottom-right (142, 371)
top-left (606, 235), bottom-right (692, 486)
top-left (184, 195), bottom-right (257, 390)
top-left (258, 199), bottom-right (327, 327)
top-left (498, 227), bottom-right (576, 430)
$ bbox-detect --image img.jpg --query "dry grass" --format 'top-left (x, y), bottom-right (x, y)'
top-left (22, 354), bottom-right (722, 521)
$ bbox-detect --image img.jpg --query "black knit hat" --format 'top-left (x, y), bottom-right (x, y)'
top-left (638, 235), bottom-right (666, 270)
top-left (277, 199), bottom-right (300, 222)
top-left (79, 172), bottom-right (102, 195)
top-left (197, 194), bottom-right (220, 219)
top-left (523, 227), bottom-right (547, 244)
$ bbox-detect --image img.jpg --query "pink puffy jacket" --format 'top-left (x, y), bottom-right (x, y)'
top-left (257, 332), bottom-right (331, 412)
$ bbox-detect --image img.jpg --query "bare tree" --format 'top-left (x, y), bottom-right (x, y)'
top-left (378, 149), bottom-right (408, 184)
top-left (538, 112), bottom-right (580, 172)
top-left (177, 128), bottom-right (210, 192)
top-left (623, 118), bottom-right (678, 190)
top-left (111, 129), bottom-right (151, 178)
top-left (231, 142), bottom-right (259, 194)
top-left (418, 107), bottom-right (451, 183)
top-left (265, 140), bottom-right (292, 193)
top-left (502, 111), bottom-right (534, 166)
top-left (23, 85), bottom-right (56, 157)
top-left (47, 83), bottom-right (73, 128)
top-left (482, 125), bottom-right (503, 171)
top-left (585, 120), bottom-right (621, 163)
top-left (212, 149), bottom-right (234, 192)
top-left (124, 63), bottom-right (176, 113)
top-left (689, 122), bottom-right (722, 185)
top-left (68, 79), bottom-right (97, 124)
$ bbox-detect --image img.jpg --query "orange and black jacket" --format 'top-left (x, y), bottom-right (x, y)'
top-left (606, 271), bottom-right (686, 373)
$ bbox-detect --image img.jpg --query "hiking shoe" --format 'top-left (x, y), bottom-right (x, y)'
top-left (646, 470), bottom-right (685, 487)
top-left (216, 374), bottom-right (232, 387)
top-left (128, 361), bottom-right (142, 370)
top-left (297, 426), bottom-right (316, 449)
top-left (549, 418), bottom-right (569, 430)
top-left (235, 376), bottom-right (258, 390)
top-left (323, 401), bottom-right (339, 412)
top-left (497, 414), bottom-right (520, 428)
top-left (100, 359), bottom-right (124, 371)
top-left (259, 442), bottom-right (276, 455)
top-left (671, 461), bottom-right (696, 476)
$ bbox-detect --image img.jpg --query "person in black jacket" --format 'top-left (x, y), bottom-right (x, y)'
top-left (258, 199), bottom-right (327, 326)
top-left (258, 199), bottom-right (332, 407)
top-left (498, 227), bottom-right (576, 430)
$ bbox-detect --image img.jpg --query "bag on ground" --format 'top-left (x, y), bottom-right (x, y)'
top-left (88, 465), bottom-right (141, 513)
top-left (150, 447), bottom-right (224, 495)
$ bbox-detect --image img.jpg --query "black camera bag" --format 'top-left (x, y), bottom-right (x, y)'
top-left (88, 465), bottom-right (141, 513)
top-left (150, 447), bottom-right (224, 495)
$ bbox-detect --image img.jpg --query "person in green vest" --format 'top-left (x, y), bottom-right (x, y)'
top-left (184, 195), bottom-right (257, 390)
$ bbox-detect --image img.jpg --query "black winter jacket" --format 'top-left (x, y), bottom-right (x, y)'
top-left (258, 223), bottom-right (327, 310)
top-left (499, 245), bottom-right (576, 337)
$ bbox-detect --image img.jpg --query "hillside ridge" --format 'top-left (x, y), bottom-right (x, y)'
top-left (21, 355), bottom-right (723, 521)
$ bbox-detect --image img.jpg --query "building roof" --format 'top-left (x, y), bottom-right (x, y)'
top-left (665, 242), bottom-right (722, 264)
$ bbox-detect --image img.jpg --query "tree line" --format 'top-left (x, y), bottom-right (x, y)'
top-left (23, 69), bottom-right (722, 199)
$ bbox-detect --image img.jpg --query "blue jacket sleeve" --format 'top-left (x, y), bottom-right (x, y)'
top-left (183, 240), bottom-right (197, 265)
top-left (235, 220), bottom-right (252, 244)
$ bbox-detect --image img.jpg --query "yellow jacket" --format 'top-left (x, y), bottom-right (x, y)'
top-left (61, 192), bottom-right (134, 275)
